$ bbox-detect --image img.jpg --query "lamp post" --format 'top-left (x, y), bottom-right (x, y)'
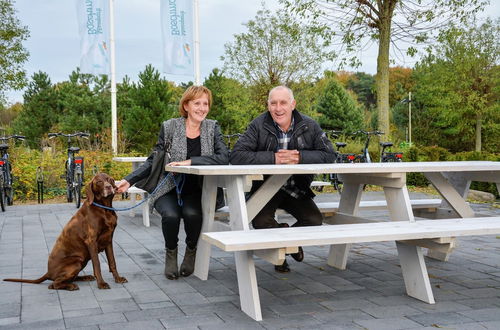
top-left (408, 91), bottom-right (411, 146)
top-left (401, 92), bottom-right (412, 146)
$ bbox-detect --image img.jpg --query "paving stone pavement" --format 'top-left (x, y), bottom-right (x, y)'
top-left (0, 192), bottom-right (499, 329)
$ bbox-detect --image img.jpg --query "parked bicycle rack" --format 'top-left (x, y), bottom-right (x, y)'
top-left (36, 166), bottom-right (44, 204)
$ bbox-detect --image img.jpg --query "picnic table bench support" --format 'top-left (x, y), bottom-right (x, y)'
top-left (328, 173), bottom-right (413, 270)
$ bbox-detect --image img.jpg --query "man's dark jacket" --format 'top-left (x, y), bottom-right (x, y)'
top-left (230, 110), bottom-right (336, 198)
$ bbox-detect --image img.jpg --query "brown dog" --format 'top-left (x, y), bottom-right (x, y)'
top-left (4, 173), bottom-right (127, 290)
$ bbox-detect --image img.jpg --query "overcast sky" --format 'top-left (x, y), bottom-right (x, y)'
top-left (7, 0), bottom-right (499, 104)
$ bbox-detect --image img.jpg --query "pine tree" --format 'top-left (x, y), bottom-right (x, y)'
top-left (315, 79), bottom-right (364, 133)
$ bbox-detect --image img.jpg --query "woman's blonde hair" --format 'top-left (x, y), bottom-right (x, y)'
top-left (178, 85), bottom-right (213, 118)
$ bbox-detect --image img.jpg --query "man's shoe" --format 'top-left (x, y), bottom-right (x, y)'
top-left (274, 259), bottom-right (290, 273)
top-left (290, 246), bottom-right (304, 262)
top-left (278, 223), bottom-right (289, 228)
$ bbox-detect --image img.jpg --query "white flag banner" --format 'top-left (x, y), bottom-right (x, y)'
top-left (76, 0), bottom-right (110, 75)
top-left (161, 0), bottom-right (194, 76)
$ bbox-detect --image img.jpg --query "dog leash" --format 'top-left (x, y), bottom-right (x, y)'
top-left (92, 172), bottom-right (185, 212)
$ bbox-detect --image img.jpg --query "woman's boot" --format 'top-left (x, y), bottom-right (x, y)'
top-left (164, 247), bottom-right (178, 280)
top-left (180, 246), bottom-right (197, 277)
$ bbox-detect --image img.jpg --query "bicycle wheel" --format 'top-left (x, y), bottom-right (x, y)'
top-left (66, 162), bottom-right (73, 203)
top-left (332, 173), bottom-right (343, 194)
top-left (74, 172), bottom-right (82, 208)
top-left (5, 187), bottom-right (13, 205)
top-left (0, 176), bottom-right (5, 212)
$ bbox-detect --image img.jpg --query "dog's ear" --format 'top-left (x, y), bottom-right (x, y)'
top-left (86, 181), bottom-right (94, 204)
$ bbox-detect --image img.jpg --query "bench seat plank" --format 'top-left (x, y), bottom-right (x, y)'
top-left (202, 217), bottom-right (500, 252)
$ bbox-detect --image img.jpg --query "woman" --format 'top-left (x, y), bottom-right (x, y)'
top-left (116, 86), bottom-right (229, 280)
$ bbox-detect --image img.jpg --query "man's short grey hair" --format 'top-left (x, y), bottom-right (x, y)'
top-left (268, 85), bottom-right (294, 103)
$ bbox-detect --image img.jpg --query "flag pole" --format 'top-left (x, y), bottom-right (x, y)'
top-left (193, 0), bottom-right (200, 85)
top-left (109, 0), bottom-right (118, 154)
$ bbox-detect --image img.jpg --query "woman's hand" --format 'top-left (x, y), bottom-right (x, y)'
top-left (167, 159), bottom-right (192, 166)
top-left (116, 180), bottom-right (131, 193)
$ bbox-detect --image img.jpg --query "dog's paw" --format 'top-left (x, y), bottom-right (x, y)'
top-left (115, 276), bottom-right (128, 284)
top-left (97, 282), bottom-right (111, 289)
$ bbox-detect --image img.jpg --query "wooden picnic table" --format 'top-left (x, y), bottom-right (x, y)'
top-left (166, 161), bottom-right (500, 320)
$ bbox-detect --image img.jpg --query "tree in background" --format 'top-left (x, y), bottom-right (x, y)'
top-left (12, 71), bottom-right (58, 147)
top-left (0, 0), bottom-right (30, 103)
top-left (281, 0), bottom-right (489, 140)
top-left (315, 77), bottom-right (364, 133)
top-left (221, 4), bottom-right (335, 105)
top-left (412, 18), bottom-right (499, 152)
top-left (346, 72), bottom-right (376, 111)
top-left (0, 102), bottom-right (22, 132)
top-left (203, 69), bottom-right (259, 135)
top-left (120, 65), bottom-right (179, 154)
top-left (56, 69), bottom-right (111, 140)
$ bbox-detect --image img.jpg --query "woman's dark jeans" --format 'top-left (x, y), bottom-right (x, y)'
top-left (154, 190), bottom-right (202, 250)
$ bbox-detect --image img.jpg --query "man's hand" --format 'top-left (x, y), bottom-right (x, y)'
top-left (116, 180), bottom-right (131, 194)
top-left (275, 149), bottom-right (300, 164)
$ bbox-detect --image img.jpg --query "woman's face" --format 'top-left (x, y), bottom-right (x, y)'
top-left (185, 94), bottom-right (210, 123)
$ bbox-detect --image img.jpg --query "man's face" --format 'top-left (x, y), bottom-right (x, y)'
top-left (268, 88), bottom-right (296, 132)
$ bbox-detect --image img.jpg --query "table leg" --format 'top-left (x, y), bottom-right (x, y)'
top-left (424, 172), bottom-right (474, 218)
top-left (384, 185), bottom-right (414, 222)
top-left (194, 176), bottom-right (218, 280)
top-left (234, 250), bottom-right (262, 321)
top-left (424, 172), bottom-right (476, 261)
top-left (396, 241), bottom-right (435, 304)
top-left (327, 180), bottom-right (363, 269)
top-left (225, 175), bottom-right (251, 230)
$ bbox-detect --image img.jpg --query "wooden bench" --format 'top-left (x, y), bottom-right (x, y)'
top-left (202, 217), bottom-right (500, 321)
top-left (125, 186), bottom-right (151, 227)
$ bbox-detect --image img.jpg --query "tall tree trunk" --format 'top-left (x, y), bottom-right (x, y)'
top-left (376, 2), bottom-right (393, 140)
top-left (475, 115), bottom-right (482, 152)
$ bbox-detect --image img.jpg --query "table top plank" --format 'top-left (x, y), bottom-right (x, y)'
top-left (113, 157), bottom-right (147, 162)
top-left (202, 217), bottom-right (500, 251)
top-left (165, 161), bottom-right (500, 176)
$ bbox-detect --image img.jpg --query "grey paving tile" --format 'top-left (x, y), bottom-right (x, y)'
top-left (124, 306), bottom-right (184, 322)
top-left (99, 319), bottom-right (165, 330)
top-left (320, 298), bottom-right (381, 311)
top-left (0, 303), bottom-right (20, 319)
top-left (98, 298), bottom-right (140, 313)
top-left (360, 305), bottom-right (422, 318)
top-left (159, 314), bottom-right (224, 328)
top-left (64, 312), bottom-right (127, 328)
top-left (458, 308), bottom-right (500, 322)
top-left (130, 289), bottom-right (171, 304)
top-left (355, 317), bottom-right (422, 330)
top-left (0, 317), bottom-right (19, 327)
top-left (407, 311), bottom-right (477, 327)
top-left (62, 308), bottom-right (103, 319)
top-left (0, 318), bottom-right (65, 330)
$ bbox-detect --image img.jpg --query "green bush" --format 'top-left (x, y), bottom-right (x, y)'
top-left (10, 146), bottom-right (134, 201)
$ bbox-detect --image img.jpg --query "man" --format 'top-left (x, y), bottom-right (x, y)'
top-left (230, 86), bottom-right (336, 272)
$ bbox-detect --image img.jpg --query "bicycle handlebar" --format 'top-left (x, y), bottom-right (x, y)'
top-left (48, 132), bottom-right (90, 139)
top-left (0, 135), bottom-right (26, 142)
top-left (353, 130), bottom-right (384, 136)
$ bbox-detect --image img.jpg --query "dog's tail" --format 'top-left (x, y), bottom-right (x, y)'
top-left (3, 273), bottom-right (49, 284)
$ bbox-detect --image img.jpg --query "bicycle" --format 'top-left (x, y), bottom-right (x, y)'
top-left (353, 130), bottom-right (384, 163)
top-left (0, 135), bottom-right (25, 212)
top-left (380, 142), bottom-right (403, 162)
top-left (324, 130), bottom-right (356, 194)
top-left (223, 133), bottom-right (242, 150)
top-left (48, 132), bottom-right (90, 208)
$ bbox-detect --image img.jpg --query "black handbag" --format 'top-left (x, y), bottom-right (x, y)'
top-left (135, 123), bottom-right (172, 193)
